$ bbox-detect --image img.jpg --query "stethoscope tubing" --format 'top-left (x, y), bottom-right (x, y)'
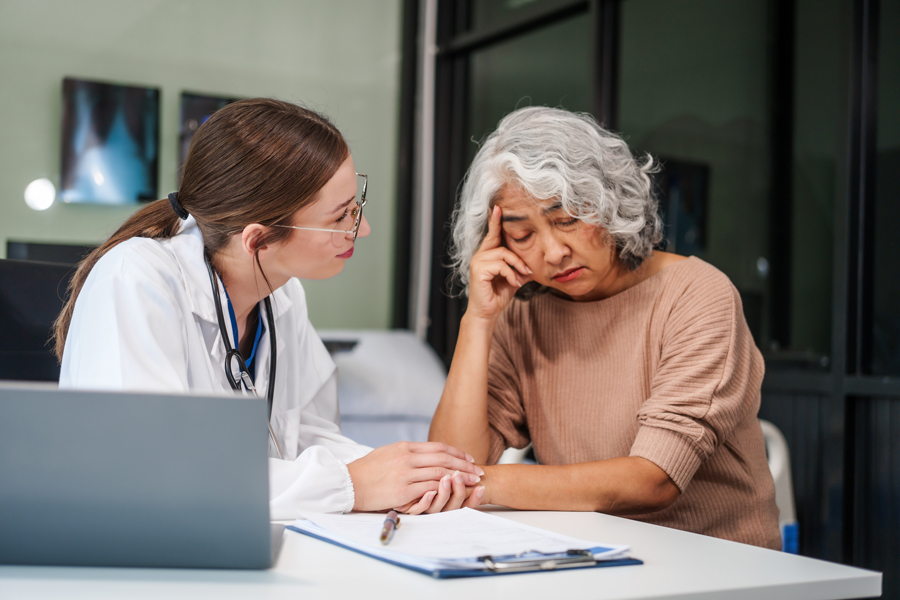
top-left (204, 250), bottom-right (283, 459)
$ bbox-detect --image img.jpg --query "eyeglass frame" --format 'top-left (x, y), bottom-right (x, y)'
top-left (271, 173), bottom-right (368, 242)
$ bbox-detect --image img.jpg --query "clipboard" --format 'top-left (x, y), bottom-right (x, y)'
top-left (287, 510), bottom-right (642, 579)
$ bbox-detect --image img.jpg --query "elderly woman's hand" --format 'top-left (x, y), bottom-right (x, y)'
top-left (393, 471), bottom-right (486, 515)
top-left (467, 206), bottom-right (532, 323)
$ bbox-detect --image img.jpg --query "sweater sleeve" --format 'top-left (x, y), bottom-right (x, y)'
top-left (485, 312), bottom-right (531, 465)
top-left (630, 268), bottom-right (764, 492)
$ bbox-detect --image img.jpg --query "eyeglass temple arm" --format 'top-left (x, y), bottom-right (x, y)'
top-left (357, 173), bottom-right (367, 203)
top-left (269, 175), bottom-right (367, 235)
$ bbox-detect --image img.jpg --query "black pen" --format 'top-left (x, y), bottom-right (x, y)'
top-left (380, 510), bottom-right (400, 545)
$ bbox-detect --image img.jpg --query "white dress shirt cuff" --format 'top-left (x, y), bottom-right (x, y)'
top-left (268, 445), bottom-right (357, 520)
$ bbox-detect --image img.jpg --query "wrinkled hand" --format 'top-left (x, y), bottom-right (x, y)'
top-left (467, 206), bottom-right (532, 322)
top-left (346, 441), bottom-right (484, 512)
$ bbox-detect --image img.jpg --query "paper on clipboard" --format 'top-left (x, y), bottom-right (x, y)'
top-left (290, 508), bottom-right (632, 574)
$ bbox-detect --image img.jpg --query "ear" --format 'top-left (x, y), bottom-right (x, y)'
top-left (239, 223), bottom-right (269, 257)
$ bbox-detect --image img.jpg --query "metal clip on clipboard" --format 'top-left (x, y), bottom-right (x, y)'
top-left (477, 549), bottom-right (598, 573)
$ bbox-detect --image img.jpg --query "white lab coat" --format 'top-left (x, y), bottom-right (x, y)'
top-left (59, 217), bottom-right (372, 519)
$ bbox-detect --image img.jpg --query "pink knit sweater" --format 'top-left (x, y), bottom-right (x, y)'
top-left (486, 257), bottom-right (781, 549)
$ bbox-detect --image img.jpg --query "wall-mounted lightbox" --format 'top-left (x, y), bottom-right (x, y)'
top-left (178, 92), bottom-right (240, 183)
top-left (60, 77), bottom-right (160, 205)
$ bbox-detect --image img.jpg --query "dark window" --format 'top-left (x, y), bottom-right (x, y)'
top-left (468, 13), bottom-right (592, 165)
top-left (872, 0), bottom-right (900, 375)
top-left (618, 0), bottom-right (842, 369)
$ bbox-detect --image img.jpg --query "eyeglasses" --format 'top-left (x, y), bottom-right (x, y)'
top-left (272, 173), bottom-right (368, 243)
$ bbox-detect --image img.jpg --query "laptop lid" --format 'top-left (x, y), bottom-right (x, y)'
top-left (0, 383), bottom-right (273, 569)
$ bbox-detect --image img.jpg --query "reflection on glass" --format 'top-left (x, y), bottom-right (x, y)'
top-left (787, 0), bottom-right (844, 366)
top-left (467, 13), bottom-right (591, 164)
top-left (59, 78), bottom-right (159, 205)
top-left (619, 0), bottom-right (841, 367)
top-left (654, 159), bottom-right (709, 257)
top-left (620, 0), bottom-right (772, 348)
top-left (872, 0), bottom-right (900, 375)
top-left (470, 0), bottom-right (566, 32)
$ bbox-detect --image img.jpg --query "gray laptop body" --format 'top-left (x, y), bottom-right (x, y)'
top-left (0, 383), bottom-right (275, 569)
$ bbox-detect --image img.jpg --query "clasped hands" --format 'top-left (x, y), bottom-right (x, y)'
top-left (346, 441), bottom-right (485, 514)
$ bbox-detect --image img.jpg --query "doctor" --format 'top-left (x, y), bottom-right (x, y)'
top-left (54, 98), bottom-right (483, 518)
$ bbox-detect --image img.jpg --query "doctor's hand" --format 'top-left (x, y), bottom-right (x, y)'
top-left (346, 441), bottom-right (484, 513)
top-left (467, 206), bottom-right (532, 323)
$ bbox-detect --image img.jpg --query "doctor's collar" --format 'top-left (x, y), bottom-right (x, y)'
top-left (177, 214), bottom-right (198, 234)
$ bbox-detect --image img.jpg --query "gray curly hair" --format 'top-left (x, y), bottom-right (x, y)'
top-left (449, 106), bottom-right (663, 293)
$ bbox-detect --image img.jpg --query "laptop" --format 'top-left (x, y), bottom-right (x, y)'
top-left (0, 382), bottom-right (281, 569)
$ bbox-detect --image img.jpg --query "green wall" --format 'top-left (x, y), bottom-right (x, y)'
top-left (0, 0), bottom-right (401, 330)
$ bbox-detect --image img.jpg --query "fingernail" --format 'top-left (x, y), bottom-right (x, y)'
top-left (527, 267), bottom-right (534, 274)
top-left (476, 486), bottom-right (485, 497)
top-left (476, 467), bottom-right (485, 476)
top-left (466, 453), bottom-right (475, 463)
top-left (442, 475), bottom-right (451, 489)
top-left (470, 475), bottom-right (481, 484)
top-left (453, 470), bottom-right (463, 483)
top-left (427, 490), bottom-right (437, 499)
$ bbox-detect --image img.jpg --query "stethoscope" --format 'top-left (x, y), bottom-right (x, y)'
top-left (204, 250), bottom-right (284, 459)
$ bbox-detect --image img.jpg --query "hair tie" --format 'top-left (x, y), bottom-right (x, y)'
top-left (168, 192), bottom-right (189, 220)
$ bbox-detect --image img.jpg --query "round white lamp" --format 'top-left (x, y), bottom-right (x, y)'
top-left (24, 178), bottom-right (56, 211)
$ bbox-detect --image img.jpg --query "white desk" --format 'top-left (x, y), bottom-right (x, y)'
top-left (0, 508), bottom-right (881, 600)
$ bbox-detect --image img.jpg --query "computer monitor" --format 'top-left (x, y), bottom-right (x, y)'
top-left (6, 240), bottom-right (95, 265)
top-left (0, 259), bottom-right (75, 381)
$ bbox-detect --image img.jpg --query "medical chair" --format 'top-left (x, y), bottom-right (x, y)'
top-left (320, 330), bottom-right (448, 448)
top-left (759, 418), bottom-right (799, 553)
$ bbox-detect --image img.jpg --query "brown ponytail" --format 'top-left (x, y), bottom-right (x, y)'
top-left (53, 98), bottom-right (349, 361)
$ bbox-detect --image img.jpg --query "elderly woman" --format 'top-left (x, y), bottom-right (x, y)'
top-left (429, 107), bottom-right (781, 549)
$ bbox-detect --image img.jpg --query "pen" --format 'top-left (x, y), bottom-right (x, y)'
top-left (380, 510), bottom-right (400, 545)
